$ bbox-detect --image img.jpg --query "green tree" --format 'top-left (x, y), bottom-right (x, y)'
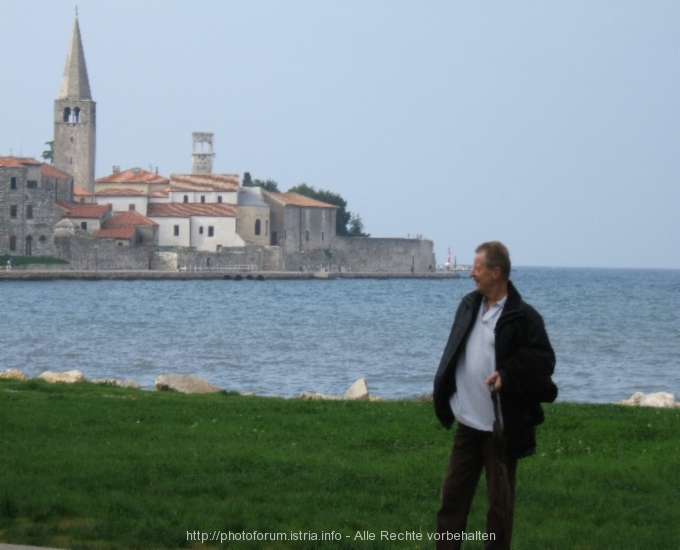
top-left (347, 214), bottom-right (369, 237)
top-left (243, 172), bottom-right (280, 192)
top-left (41, 141), bottom-right (54, 164)
top-left (287, 183), bottom-right (367, 237)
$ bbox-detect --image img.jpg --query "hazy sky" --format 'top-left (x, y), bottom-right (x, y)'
top-left (2, 1), bottom-right (678, 268)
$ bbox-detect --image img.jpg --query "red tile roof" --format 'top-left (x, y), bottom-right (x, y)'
top-left (41, 164), bottom-right (73, 179)
top-left (148, 186), bottom-right (170, 198)
top-left (73, 185), bottom-right (93, 196)
top-left (56, 201), bottom-right (110, 219)
top-left (169, 173), bottom-right (239, 192)
top-left (267, 192), bottom-right (339, 209)
top-left (96, 227), bottom-right (136, 240)
top-left (96, 187), bottom-right (146, 196)
top-left (95, 168), bottom-right (169, 185)
top-left (0, 157), bottom-right (26, 168)
top-left (147, 203), bottom-right (237, 218)
top-left (104, 210), bottom-right (157, 227)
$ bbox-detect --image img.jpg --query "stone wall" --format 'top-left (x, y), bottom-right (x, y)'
top-left (55, 236), bottom-right (151, 270)
top-left (283, 237), bottom-right (435, 273)
top-left (177, 246), bottom-right (282, 272)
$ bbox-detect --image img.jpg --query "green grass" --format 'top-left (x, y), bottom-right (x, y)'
top-left (0, 254), bottom-right (68, 266)
top-left (0, 379), bottom-right (677, 549)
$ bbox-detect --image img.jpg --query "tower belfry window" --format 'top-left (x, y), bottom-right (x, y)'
top-left (63, 107), bottom-right (71, 123)
top-left (73, 107), bottom-right (81, 122)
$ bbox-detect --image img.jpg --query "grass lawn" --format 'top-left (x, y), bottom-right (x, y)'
top-left (0, 379), bottom-right (677, 549)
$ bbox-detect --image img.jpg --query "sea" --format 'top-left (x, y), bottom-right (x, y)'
top-left (1, 267), bottom-right (678, 404)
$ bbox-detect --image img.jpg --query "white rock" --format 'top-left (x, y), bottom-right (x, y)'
top-left (118, 379), bottom-right (140, 389)
top-left (345, 378), bottom-right (369, 400)
top-left (618, 392), bottom-right (676, 408)
top-left (0, 369), bottom-right (28, 380)
top-left (298, 392), bottom-right (341, 400)
top-left (155, 374), bottom-right (221, 394)
top-left (38, 370), bottom-right (86, 383)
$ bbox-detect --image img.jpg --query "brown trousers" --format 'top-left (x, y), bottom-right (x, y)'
top-left (436, 422), bottom-right (518, 550)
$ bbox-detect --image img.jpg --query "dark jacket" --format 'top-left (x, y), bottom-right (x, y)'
top-left (433, 280), bottom-right (557, 458)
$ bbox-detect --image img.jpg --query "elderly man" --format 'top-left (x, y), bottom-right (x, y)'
top-left (433, 241), bottom-right (557, 550)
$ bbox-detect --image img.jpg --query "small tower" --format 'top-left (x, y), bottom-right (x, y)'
top-left (191, 132), bottom-right (215, 174)
top-left (53, 17), bottom-right (96, 193)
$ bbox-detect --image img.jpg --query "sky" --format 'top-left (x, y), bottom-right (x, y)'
top-left (1, 1), bottom-right (678, 268)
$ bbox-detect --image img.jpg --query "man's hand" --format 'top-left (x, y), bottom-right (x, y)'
top-left (486, 371), bottom-right (502, 392)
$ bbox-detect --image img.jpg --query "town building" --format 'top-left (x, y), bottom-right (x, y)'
top-left (263, 192), bottom-right (338, 251)
top-left (0, 156), bottom-right (73, 256)
top-left (96, 210), bottom-right (158, 247)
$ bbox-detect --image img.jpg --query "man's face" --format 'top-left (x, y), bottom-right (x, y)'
top-left (470, 251), bottom-right (498, 296)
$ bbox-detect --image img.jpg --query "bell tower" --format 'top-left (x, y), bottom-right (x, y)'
top-left (53, 17), bottom-right (96, 193)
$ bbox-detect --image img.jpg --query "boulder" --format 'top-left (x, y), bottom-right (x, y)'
top-left (618, 392), bottom-right (676, 408)
top-left (344, 378), bottom-right (369, 400)
top-left (38, 370), bottom-right (86, 383)
top-left (0, 369), bottom-right (28, 380)
top-left (90, 378), bottom-right (140, 389)
top-left (155, 374), bottom-right (221, 394)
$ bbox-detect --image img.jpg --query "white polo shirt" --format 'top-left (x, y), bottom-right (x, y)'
top-left (450, 295), bottom-right (507, 432)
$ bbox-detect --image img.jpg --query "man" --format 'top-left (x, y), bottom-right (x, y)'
top-left (433, 241), bottom-right (557, 550)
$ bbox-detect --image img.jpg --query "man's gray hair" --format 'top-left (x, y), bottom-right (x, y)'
top-left (476, 241), bottom-right (511, 280)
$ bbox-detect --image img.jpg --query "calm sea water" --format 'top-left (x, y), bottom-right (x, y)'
top-left (1, 268), bottom-right (678, 403)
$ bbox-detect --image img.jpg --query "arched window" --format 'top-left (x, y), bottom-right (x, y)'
top-left (183, 195), bottom-right (188, 203)
top-left (73, 107), bottom-right (81, 123)
top-left (63, 107), bottom-right (71, 123)
top-left (255, 219), bottom-right (261, 236)
top-left (25, 236), bottom-right (33, 256)
top-left (9, 235), bottom-right (16, 252)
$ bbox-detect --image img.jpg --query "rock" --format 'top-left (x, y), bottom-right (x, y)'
top-left (38, 370), bottom-right (86, 383)
top-left (618, 392), bottom-right (676, 408)
top-left (298, 392), bottom-right (341, 400)
top-left (0, 369), bottom-right (28, 380)
top-left (118, 379), bottom-right (140, 389)
top-left (91, 378), bottom-right (116, 385)
top-left (369, 395), bottom-right (387, 402)
top-left (155, 374), bottom-right (221, 394)
top-left (345, 378), bottom-right (369, 400)
top-left (240, 392), bottom-right (255, 396)
top-left (91, 378), bottom-right (140, 389)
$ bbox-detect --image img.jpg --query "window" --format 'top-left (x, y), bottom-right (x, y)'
top-left (272, 232), bottom-right (278, 246)
top-left (26, 181), bottom-right (37, 189)
top-left (10, 205), bottom-right (17, 218)
top-left (39, 235), bottom-right (46, 243)
top-left (9, 235), bottom-right (16, 251)
top-left (63, 107), bottom-right (71, 122)
top-left (217, 196), bottom-right (222, 203)
top-left (183, 195), bottom-right (188, 203)
top-left (322, 231), bottom-right (325, 242)
top-left (10, 177), bottom-right (16, 189)
top-left (255, 219), bottom-right (261, 236)
top-left (208, 226), bottom-right (214, 237)
top-left (129, 204), bottom-right (135, 211)
top-left (199, 226), bottom-right (204, 235)
top-left (118, 242), bottom-right (123, 246)
top-left (73, 107), bottom-right (81, 123)
top-left (26, 205), bottom-right (33, 219)
top-left (305, 230), bottom-right (310, 242)
top-left (25, 236), bottom-right (32, 256)
top-left (80, 221), bottom-right (87, 231)
top-left (174, 225), bottom-right (180, 236)
top-left (79, 198), bottom-right (85, 203)
top-left (201, 195), bottom-right (206, 203)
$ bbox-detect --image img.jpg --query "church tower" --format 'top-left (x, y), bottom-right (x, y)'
top-left (53, 17), bottom-right (96, 193)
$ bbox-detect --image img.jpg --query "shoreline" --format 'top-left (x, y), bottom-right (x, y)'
top-left (0, 270), bottom-right (461, 281)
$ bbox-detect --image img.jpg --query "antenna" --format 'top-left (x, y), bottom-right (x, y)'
top-left (76, 5), bottom-right (78, 17)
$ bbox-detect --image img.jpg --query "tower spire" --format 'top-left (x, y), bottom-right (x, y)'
top-left (59, 17), bottom-right (92, 100)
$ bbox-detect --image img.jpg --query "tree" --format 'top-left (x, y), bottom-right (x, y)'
top-left (243, 172), bottom-right (280, 192)
top-left (287, 183), bottom-right (367, 237)
top-left (347, 214), bottom-right (370, 237)
top-left (41, 141), bottom-right (54, 164)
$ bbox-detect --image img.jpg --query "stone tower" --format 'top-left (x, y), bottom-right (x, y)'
top-left (191, 132), bottom-right (215, 174)
top-left (53, 17), bottom-right (96, 193)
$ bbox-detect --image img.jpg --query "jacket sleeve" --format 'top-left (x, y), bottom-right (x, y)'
top-left (497, 311), bottom-right (557, 403)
